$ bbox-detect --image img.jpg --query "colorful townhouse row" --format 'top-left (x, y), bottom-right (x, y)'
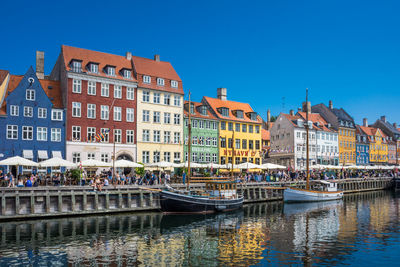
top-left (269, 101), bottom-right (400, 169)
top-left (0, 46), bottom-right (263, 173)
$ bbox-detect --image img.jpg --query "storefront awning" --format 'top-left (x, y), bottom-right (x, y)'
top-left (52, 151), bottom-right (62, 158)
top-left (23, 150), bottom-right (33, 159)
top-left (38, 150), bottom-right (48, 159)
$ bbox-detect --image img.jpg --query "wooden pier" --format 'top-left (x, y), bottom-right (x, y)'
top-left (0, 177), bottom-right (393, 221)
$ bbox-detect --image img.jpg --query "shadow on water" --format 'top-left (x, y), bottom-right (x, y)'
top-left (0, 190), bottom-right (399, 266)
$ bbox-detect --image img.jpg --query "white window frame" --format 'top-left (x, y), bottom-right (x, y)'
top-left (114, 85), bottom-right (122, 99)
top-left (101, 83), bottom-right (109, 97)
top-left (51, 109), bottom-right (63, 121)
top-left (157, 78), bottom-right (165, 86)
top-left (127, 87), bottom-right (134, 100)
top-left (113, 106), bottom-right (122, 121)
top-left (171, 80), bottom-right (178, 88)
top-left (153, 111), bottom-right (161, 123)
top-left (89, 63), bottom-right (98, 73)
top-left (72, 102), bottom-right (81, 117)
top-left (87, 104), bottom-right (96, 119)
top-left (72, 126), bottom-right (81, 141)
top-left (10, 105), bottom-right (19, 116)
top-left (88, 81), bottom-right (96, 95)
top-left (126, 130), bottom-right (135, 144)
top-left (143, 75), bottom-right (151, 84)
top-left (101, 105), bottom-right (109, 120)
top-left (174, 114), bottom-right (181, 125)
top-left (26, 89), bottom-right (35, 100)
top-left (6, 125), bottom-right (18, 139)
top-left (24, 106), bottom-right (33, 117)
top-left (101, 153), bottom-right (110, 163)
top-left (22, 126), bottom-right (33, 140)
top-left (72, 152), bottom-right (81, 163)
top-left (107, 66), bottom-right (115, 76)
top-left (142, 110), bottom-right (150, 122)
top-left (51, 128), bottom-right (61, 142)
top-left (174, 132), bottom-right (180, 144)
top-left (72, 79), bottom-right (82, 93)
top-left (87, 127), bottom-right (96, 141)
top-left (142, 151), bottom-right (150, 164)
top-left (124, 70), bottom-right (131, 79)
top-left (126, 108), bottom-right (134, 122)
top-left (153, 130), bottom-right (161, 143)
top-left (174, 95), bottom-right (181, 106)
top-left (142, 129), bottom-right (150, 142)
top-left (142, 91), bottom-right (150, 102)
top-left (164, 112), bottom-right (171, 124)
top-left (164, 131), bottom-right (171, 143)
top-left (114, 129), bottom-right (122, 143)
top-left (38, 108), bottom-right (47, 119)
top-left (164, 94), bottom-right (171, 105)
top-left (153, 92), bottom-right (161, 104)
top-left (37, 127), bottom-right (48, 141)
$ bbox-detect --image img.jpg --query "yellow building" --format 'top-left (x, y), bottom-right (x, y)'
top-left (203, 88), bottom-right (262, 165)
top-left (359, 126), bottom-right (388, 164)
top-left (338, 127), bottom-right (356, 165)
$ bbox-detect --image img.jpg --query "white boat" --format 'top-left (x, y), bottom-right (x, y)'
top-left (284, 180), bottom-right (343, 202)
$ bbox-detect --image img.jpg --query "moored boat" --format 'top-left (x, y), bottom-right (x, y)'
top-left (284, 181), bottom-right (343, 202)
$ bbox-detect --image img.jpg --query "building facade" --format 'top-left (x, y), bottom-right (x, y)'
top-left (0, 66), bottom-right (65, 173)
top-left (50, 45), bottom-right (138, 164)
top-left (183, 101), bottom-right (219, 163)
top-left (358, 125), bottom-right (388, 164)
top-left (312, 101), bottom-right (356, 165)
top-left (373, 116), bottom-right (400, 165)
top-left (203, 88), bottom-right (262, 165)
top-left (133, 55), bottom-right (184, 164)
top-left (355, 124), bottom-right (370, 165)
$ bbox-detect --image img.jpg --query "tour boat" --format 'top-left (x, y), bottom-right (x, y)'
top-left (284, 180), bottom-right (343, 202)
top-left (160, 180), bottom-right (244, 214)
top-left (283, 88), bottom-right (343, 203)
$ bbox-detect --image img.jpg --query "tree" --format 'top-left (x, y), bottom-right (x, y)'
top-left (270, 116), bottom-right (277, 122)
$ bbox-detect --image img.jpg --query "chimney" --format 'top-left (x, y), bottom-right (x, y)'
top-left (267, 109), bottom-right (271, 122)
top-left (154, 54), bottom-right (160, 62)
top-left (329, 100), bottom-right (333, 109)
top-left (381, 116), bottom-right (386, 122)
top-left (363, 118), bottom-right (368, 127)
top-left (126, 52), bottom-right (132, 60)
top-left (394, 122), bottom-right (397, 128)
top-left (302, 101), bottom-right (311, 114)
top-left (290, 109), bottom-right (294, 116)
top-left (217, 88), bottom-right (227, 100)
top-left (36, 51), bottom-right (44, 79)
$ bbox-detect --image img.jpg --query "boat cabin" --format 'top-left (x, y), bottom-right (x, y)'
top-left (205, 181), bottom-right (238, 198)
top-left (311, 180), bottom-right (339, 192)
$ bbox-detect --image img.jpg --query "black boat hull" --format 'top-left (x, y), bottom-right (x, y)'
top-left (160, 191), bottom-right (244, 214)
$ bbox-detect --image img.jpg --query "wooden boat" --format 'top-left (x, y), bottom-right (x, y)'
top-left (284, 180), bottom-right (343, 202)
top-left (160, 180), bottom-right (244, 214)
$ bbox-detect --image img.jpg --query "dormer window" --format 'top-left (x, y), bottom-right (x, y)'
top-left (235, 110), bottom-right (244, 118)
top-left (200, 106), bottom-right (207, 115)
top-left (171, 80), bottom-right (178, 88)
top-left (105, 66), bottom-right (115, 76)
top-left (157, 78), bottom-right (165, 86)
top-left (71, 60), bottom-right (82, 73)
top-left (190, 104), bottom-right (195, 114)
top-left (249, 113), bottom-right (258, 121)
top-left (89, 63), bottom-right (98, 73)
top-left (297, 119), bottom-right (303, 127)
top-left (124, 69), bottom-right (131, 79)
top-left (219, 107), bottom-right (229, 117)
top-left (143, 75), bottom-right (151, 83)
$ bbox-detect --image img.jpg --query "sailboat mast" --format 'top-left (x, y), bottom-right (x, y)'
top-left (187, 91), bottom-right (191, 189)
top-left (231, 131), bottom-right (234, 178)
top-left (306, 88), bottom-right (310, 190)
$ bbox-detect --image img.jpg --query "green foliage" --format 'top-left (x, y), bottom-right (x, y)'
top-left (270, 116), bottom-right (278, 122)
top-left (70, 169), bottom-right (81, 181)
top-left (135, 163), bottom-right (145, 176)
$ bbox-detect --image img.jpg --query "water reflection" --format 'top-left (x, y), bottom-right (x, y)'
top-left (0, 190), bottom-right (399, 266)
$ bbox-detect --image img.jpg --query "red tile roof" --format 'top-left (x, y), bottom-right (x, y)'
top-left (0, 70), bottom-right (9, 85)
top-left (183, 100), bottom-right (218, 120)
top-left (62, 45), bottom-right (137, 82)
top-left (297, 112), bottom-right (335, 132)
top-left (0, 75), bottom-right (63, 116)
top-left (203, 96), bottom-right (262, 123)
top-left (358, 126), bottom-right (386, 143)
top-left (262, 129), bottom-right (270, 140)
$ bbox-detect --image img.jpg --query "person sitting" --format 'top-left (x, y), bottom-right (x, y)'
top-left (17, 178), bottom-right (24, 187)
top-left (25, 178), bottom-right (32, 187)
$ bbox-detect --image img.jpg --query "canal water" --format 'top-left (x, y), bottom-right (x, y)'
top-left (0, 190), bottom-right (399, 266)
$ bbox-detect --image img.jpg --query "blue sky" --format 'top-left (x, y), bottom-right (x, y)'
top-left (1, 0), bottom-right (400, 124)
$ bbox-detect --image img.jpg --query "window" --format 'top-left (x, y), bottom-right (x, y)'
top-left (212, 137), bottom-right (217, 147)
top-left (205, 153), bottom-right (211, 162)
top-left (143, 110), bottom-right (150, 122)
top-left (22, 126), bottom-right (33, 140)
top-left (126, 108), bottom-right (134, 122)
top-left (206, 137), bottom-right (211, 146)
top-left (235, 123), bottom-right (240, 132)
top-left (114, 85), bottom-right (122, 98)
top-left (174, 152), bottom-right (181, 162)
top-left (143, 91), bottom-right (150, 102)
top-left (153, 92), bottom-right (161, 103)
top-left (228, 138), bottom-right (233, 148)
top-left (174, 95), bottom-right (181, 106)
top-left (164, 152), bottom-right (171, 162)
top-left (255, 140), bottom-right (260, 150)
top-left (221, 138), bottom-right (226, 148)
top-left (71, 61), bottom-right (82, 72)
top-left (199, 120), bottom-right (204, 129)
top-left (153, 151), bottom-right (160, 163)
top-left (26, 89), bottom-right (35, 100)
top-left (193, 120), bottom-right (198, 128)
top-left (174, 132), bottom-right (180, 144)
top-left (142, 151), bottom-right (150, 163)
top-left (72, 152), bottom-right (81, 163)
top-left (101, 105), bottom-right (109, 120)
top-left (7, 125), bottom-right (18, 139)
top-left (51, 128), bottom-right (61, 142)
top-left (250, 113), bottom-right (257, 121)
top-left (157, 78), bottom-right (165, 86)
top-left (127, 87), bottom-right (134, 100)
top-left (221, 122), bottom-right (226, 130)
top-left (255, 125), bottom-right (260, 134)
top-left (38, 108), bottom-right (47, 119)
top-left (171, 80), bottom-right (178, 88)
top-left (72, 79), bottom-right (81, 93)
top-left (88, 81), bottom-right (96, 95)
top-left (153, 111), bottom-right (161, 123)
top-left (100, 128), bottom-right (109, 142)
top-left (101, 153), bottom-right (109, 163)
top-left (124, 70), bottom-right (131, 79)
top-left (114, 129), bottom-right (122, 143)
top-left (24, 106), bottom-right (33, 117)
top-left (37, 127), bottom-right (47, 141)
top-left (205, 121), bottom-right (211, 129)
top-left (89, 63), bottom-right (98, 73)
top-left (164, 131), bottom-right (171, 143)
top-left (101, 83), bottom-right (109, 97)
top-left (164, 94), bottom-right (171, 105)
top-left (249, 140), bottom-right (254, 149)
top-left (164, 113), bottom-right (171, 124)
top-left (235, 139), bottom-right (240, 149)
top-left (10, 105), bottom-right (19, 116)
top-left (87, 153), bottom-right (95, 160)
top-left (213, 122), bottom-right (218, 130)
top-left (249, 125), bottom-right (253, 133)
top-left (113, 106), bottom-right (122, 121)
top-left (242, 139), bottom-right (247, 149)
top-left (174, 114), bottom-right (181, 125)
top-left (127, 130), bottom-right (135, 143)
top-left (72, 126), bottom-right (81, 141)
top-left (236, 110), bottom-right (244, 118)
top-left (87, 127), bottom-right (96, 141)
top-left (221, 108), bottom-right (229, 117)
top-left (143, 129), bottom-right (150, 142)
top-left (87, 104), bottom-right (96, 119)
top-left (143, 75), bottom-right (151, 83)
top-left (72, 102), bottom-right (81, 117)
top-left (153, 130), bottom-right (161, 142)
top-left (212, 154), bottom-right (217, 163)
top-left (107, 66), bottom-right (115, 76)
top-left (242, 124), bottom-right (247, 132)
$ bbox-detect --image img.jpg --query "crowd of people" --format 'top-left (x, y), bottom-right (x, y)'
top-left (0, 167), bottom-right (399, 188)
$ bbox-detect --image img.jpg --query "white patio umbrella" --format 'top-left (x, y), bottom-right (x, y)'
top-left (0, 156), bottom-right (38, 177)
top-left (261, 163), bottom-right (286, 169)
top-left (38, 157), bottom-right (76, 168)
top-left (237, 162), bottom-right (263, 169)
top-left (81, 159), bottom-right (112, 167)
top-left (114, 159), bottom-right (143, 168)
top-left (205, 163), bottom-right (225, 169)
top-left (221, 163), bottom-right (240, 169)
top-left (177, 162), bottom-right (205, 168)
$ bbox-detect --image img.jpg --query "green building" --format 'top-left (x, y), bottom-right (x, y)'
top-left (184, 101), bottom-right (219, 163)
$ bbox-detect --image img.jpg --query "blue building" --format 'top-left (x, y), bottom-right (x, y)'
top-left (356, 124), bottom-right (369, 165)
top-left (0, 67), bottom-right (65, 174)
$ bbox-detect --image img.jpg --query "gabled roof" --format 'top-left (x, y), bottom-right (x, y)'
top-left (262, 129), bottom-right (270, 140)
top-left (183, 100), bottom-right (218, 120)
top-left (375, 119), bottom-right (400, 135)
top-left (61, 45), bottom-right (137, 82)
top-left (358, 126), bottom-right (386, 143)
top-left (283, 113), bottom-right (301, 127)
top-left (331, 108), bottom-right (354, 123)
top-left (203, 96), bottom-right (262, 123)
top-left (297, 112), bottom-right (335, 132)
